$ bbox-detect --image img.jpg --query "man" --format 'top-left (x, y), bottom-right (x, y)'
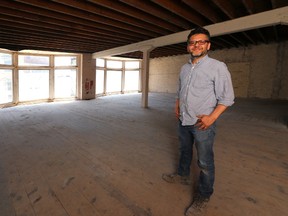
top-left (162, 27), bottom-right (234, 215)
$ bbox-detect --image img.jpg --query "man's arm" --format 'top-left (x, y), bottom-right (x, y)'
top-left (175, 99), bottom-right (180, 118)
top-left (196, 104), bottom-right (228, 130)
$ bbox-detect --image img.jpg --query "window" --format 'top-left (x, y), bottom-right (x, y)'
top-left (96, 58), bottom-right (105, 67)
top-left (96, 58), bottom-right (141, 96)
top-left (54, 69), bottom-right (76, 98)
top-left (106, 70), bottom-right (122, 92)
top-left (125, 61), bottom-right (139, 69)
top-left (107, 60), bottom-right (122, 69)
top-left (19, 70), bottom-right (49, 101)
top-left (124, 70), bottom-right (139, 91)
top-left (0, 53), bottom-right (12, 65)
top-left (54, 56), bottom-right (77, 98)
top-left (18, 55), bottom-right (49, 66)
top-left (0, 50), bottom-right (80, 105)
top-left (55, 56), bottom-right (77, 66)
top-left (0, 69), bottom-right (13, 103)
top-left (96, 70), bottom-right (104, 94)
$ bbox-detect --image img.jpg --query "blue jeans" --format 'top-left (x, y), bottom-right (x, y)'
top-left (177, 121), bottom-right (216, 198)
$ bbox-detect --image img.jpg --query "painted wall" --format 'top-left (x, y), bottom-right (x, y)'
top-left (149, 41), bottom-right (288, 100)
top-left (80, 53), bottom-right (96, 100)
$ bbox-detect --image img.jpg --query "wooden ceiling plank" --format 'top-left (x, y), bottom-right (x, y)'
top-left (151, 0), bottom-right (207, 26)
top-left (0, 26), bottom-right (131, 54)
top-left (0, 31), bottom-right (112, 53)
top-left (0, 7), bottom-right (146, 42)
top-left (52, 0), bottom-right (174, 34)
top-left (0, 26), bottom-right (122, 48)
top-left (87, 0), bottom-right (182, 32)
top-left (211, 0), bottom-right (255, 46)
top-left (14, 0), bottom-right (167, 36)
top-left (1, 0), bottom-right (156, 39)
top-left (211, 0), bottom-right (240, 19)
top-left (119, 0), bottom-right (192, 29)
top-left (93, 7), bottom-right (288, 58)
top-left (242, 0), bottom-right (256, 14)
top-left (0, 13), bottom-right (141, 45)
top-left (0, 16), bottom-right (115, 43)
top-left (182, 0), bottom-right (222, 23)
top-left (271, 0), bottom-right (288, 8)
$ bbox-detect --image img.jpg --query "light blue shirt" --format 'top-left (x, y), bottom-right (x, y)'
top-left (177, 55), bottom-right (235, 126)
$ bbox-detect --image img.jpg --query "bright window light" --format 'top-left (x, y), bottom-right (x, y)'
top-left (96, 69), bottom-right (104, 94)
top-left (0, 53), bottom-right (12, 65)
top-left (0, 69), bottom-right (13, 103)
top-left (55, 56), bottom-right (77, 66)
top-left (107, 70), bottom-right (121, 92)
top-left (19, 70), bottom-right (49, 101)
top-left (96, 58), bottom-right (105, 67)
top-left (107, 60), bottom-right (122, 69)
top-left (18, 55), bottom-right (49, 66)
top-left (125, 70), bottom-right (139, 91)
top-left (125, 61), bottom-right (140, 69)
top-left (54, 69), bottom-right (76, 98)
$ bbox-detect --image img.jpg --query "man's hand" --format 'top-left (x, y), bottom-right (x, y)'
top-left (196, 115), bottom-right (216, 130)
top-left (196, 104), bottom-right (228, 130)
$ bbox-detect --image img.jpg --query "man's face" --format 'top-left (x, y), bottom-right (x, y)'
top-left (187, 33), bottom-right (211, 58)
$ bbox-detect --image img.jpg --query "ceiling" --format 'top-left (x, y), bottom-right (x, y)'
top-left (0, 0), bottom-right (287, 59)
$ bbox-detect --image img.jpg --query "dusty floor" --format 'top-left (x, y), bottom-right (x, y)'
top-left (0, 93), bottom-right (287, 216)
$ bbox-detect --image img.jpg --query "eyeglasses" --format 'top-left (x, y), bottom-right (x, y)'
top-left (187, 40), bottom-right (210, 46)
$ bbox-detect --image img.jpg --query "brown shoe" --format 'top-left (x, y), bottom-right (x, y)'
top-left (162, 173), bottom-right (192, 185)
top-left (185, 194), bottom-right (209, 216)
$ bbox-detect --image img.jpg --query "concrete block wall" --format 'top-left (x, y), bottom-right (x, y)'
top-left (149, 41), bottom-right (288, 100)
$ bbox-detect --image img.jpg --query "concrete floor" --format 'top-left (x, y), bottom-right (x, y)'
top-left (0, 93), bottom-right (287, 216)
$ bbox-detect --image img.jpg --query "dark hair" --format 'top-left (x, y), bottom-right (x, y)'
top-left (187, 27), bottom-right (211, 42)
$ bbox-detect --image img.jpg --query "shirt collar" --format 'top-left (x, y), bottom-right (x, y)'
top-left (189, 54), bottom-right (209, 65)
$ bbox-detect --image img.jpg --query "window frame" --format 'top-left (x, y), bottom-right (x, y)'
top-left (0, 49), bottom-right (80, 106)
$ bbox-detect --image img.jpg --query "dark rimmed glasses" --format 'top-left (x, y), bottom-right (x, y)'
top-left (187, 40), bottom-right (210, 46)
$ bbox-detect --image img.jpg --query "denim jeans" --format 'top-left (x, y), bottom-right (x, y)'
top-left (177, 120), bottom-right (216, 198)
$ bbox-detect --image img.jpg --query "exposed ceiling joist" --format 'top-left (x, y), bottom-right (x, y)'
top-left (93, 6), bottom-right (288, 58)
top-left (0, 1), bottom-right (287, 58)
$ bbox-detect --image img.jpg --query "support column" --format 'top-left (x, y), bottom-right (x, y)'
top-left (141, 47), bottom-right (153, 108)
top-left (79, 53), bottom-right (96, 100)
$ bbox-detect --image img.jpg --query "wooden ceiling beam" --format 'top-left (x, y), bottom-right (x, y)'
top-left (119, 0), bottom-right (192, 29)
top-left (151, 0), bottom-right (207, 26)
top-left (211, 0), bottom-right (240, 19)
top-left (0, 17), bottom-right (123, 44)
top-left (0, 26), bottom-right (122, 48)
top-left (14, 0), bottom-right (168, 36)
top-left (213, 0), bottom-right (258, 48)
top-left (93, 7), bottom-right (288, 58)
top-left (182, 0), bottom-right (222, 23)
top-left (53, 0), bottom-right (174, 34)
top-left (87, 0), bottom-right (183, 32)
top-left (0, 7), bottom-right (146, 42)
top-left (271, 0), bottom-right (288, 8)
top-left (1, 0), bottom-right (156, 39)
top-left (0, 35), bottom-right (100, 52)
top-left (242, 0), bottom-right (256, 14)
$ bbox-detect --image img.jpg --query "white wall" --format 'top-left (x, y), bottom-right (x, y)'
top-left (149, 41), bottom-right (288, 100)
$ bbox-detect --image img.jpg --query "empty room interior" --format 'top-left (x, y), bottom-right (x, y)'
top-left (0, 1), bottom-right (288, 216)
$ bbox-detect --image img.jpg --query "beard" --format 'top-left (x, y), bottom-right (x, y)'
top-left (190, 50), bottom-right (208, 59)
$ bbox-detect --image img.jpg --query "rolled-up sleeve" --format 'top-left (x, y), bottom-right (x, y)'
top-left (215, 62), bottom-right (235, 106)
